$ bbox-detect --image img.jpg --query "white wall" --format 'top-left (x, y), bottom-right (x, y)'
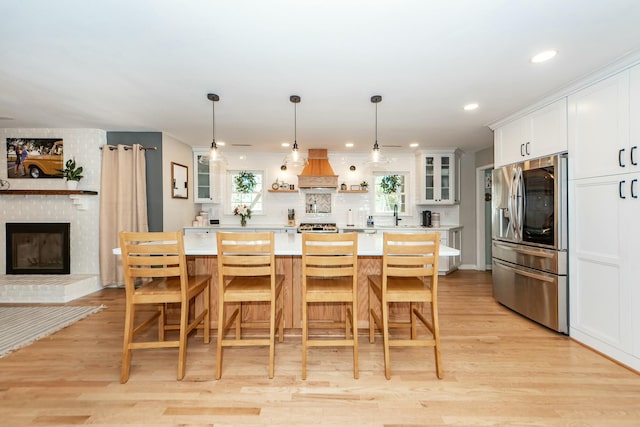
top-left (162, 134), bottom-right (199, 232)
top-left (0, 128), bottom-right (105, 275)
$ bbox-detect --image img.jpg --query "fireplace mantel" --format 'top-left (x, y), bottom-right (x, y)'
top-left (0, 190), bottom-right (98, 210)
top-left (0, 190), bottom-right (98, 195)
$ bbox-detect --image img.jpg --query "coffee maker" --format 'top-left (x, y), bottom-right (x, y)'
top-left (421, 210), bottom-right (432, 227)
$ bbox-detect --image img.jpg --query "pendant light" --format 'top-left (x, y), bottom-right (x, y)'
top-left (208, 93), bottom-right (219, 161)
top-left (290, 95), bottom-right (301, 161)
top-left (283, 95), bottom-right (306, 173)
top-left (371, 95), bottom-right (382, 163)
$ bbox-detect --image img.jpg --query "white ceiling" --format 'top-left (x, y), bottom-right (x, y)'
top-left (2, 0), bottom-right (640, 156)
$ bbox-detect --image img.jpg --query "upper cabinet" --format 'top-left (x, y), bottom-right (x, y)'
top-left (416, 149), bottom-right (461, 205)
top-left (494, 98), bottom-right (568, 167)
top-left (193, 148), bottom-right (225, 204)
top-left (568, 67), bottom-right (639, 180)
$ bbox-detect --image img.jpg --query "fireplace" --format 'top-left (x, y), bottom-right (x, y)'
top-left (5, 223), bottom-right (70, 274)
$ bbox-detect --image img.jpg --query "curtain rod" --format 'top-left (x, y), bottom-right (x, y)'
top-left (99, 145), bottom-right (157, 151)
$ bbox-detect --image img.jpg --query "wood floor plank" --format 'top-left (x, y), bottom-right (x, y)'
top-left (0, 271), bottom-right (638, 426)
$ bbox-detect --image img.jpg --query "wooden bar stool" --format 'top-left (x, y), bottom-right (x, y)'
top-left (368, 232), bottom-right (442, 379)
top-left (301, 232), bottom-right (358, 379)
top-left (216, 231), bottom-right (284, 379)
top-left (119, 231), bottom-right (211, 383)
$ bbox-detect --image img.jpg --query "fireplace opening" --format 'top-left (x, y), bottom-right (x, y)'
top-left (6, 223), bottom-right (70, 274)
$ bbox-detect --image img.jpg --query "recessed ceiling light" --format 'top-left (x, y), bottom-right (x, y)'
top-left (217, 141), bottom-right (225, 146)
top-left (345, 142), bottom-right (354, 148)
top-left (409, 143), bottom-right (419, 148)
top-left (464, 103), bottom-right (479, 111)
top-left (531, 49), bottom-right (558, 63)
top-left (281, 142), bottom-right (290, 147)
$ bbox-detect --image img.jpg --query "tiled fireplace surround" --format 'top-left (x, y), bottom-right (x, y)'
top-left (0, 129), bottom-right (104, 302)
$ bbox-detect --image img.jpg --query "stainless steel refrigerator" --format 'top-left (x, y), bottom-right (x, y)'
top-left (491, 153), bottom-right (568, 333)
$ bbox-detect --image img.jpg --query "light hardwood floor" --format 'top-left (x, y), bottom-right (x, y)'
top-left (1, 271), bottom-right (638, 426)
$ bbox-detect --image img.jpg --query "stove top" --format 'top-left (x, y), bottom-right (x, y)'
top-left (297, 223), bottom-right (338, 233)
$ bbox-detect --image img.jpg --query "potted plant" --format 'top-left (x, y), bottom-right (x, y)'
top-left (380, 174), bottom-right (401, 194)
top-left (58, 158), bottom-right (84, 190)
top-left (234, 171), bottom-right (257, 193)
top-left (360, 180), bottom-right (368, 191)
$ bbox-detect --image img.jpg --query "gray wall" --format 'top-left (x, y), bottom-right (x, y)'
top-left (106, 132), bottom-right (163, 232)
top-left (459, 145), bottom-right (494, 269)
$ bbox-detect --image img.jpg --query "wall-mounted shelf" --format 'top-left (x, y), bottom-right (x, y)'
top-left (0, 189), bottom-right (98, 210)
top-left (268, 189), bottom-right (298, 193)
top-left (338, 190), bottom-right (368, 193)
top-left (0, 190), bottom-right (98, 195)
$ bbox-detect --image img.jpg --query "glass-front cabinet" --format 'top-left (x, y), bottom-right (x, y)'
top-left (416, 149), bottom-right (461, 205)
top-left (193, 148), bottom-right (225, 203)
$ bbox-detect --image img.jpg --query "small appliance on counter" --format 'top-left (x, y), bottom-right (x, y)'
top-left (287, 209), bottom-right (295, 226)
top-left (421, 210), bottom-right (432, 227)
top-left (431, 212), bottom-right (440, 228)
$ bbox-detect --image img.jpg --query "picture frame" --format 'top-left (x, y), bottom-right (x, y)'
top-left (6, 138), bottom-right (64, 179)
top-left (171, 162), bottom-right (188, 199)
top-left (350, 185), bottom-right (361, 191)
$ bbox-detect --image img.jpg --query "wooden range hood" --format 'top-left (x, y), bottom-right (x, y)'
top-left (297, 149), bottom-right (338, 188)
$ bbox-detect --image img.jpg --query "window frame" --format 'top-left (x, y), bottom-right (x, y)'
top-left (372, 171), bottom-right (410, 215)
top-left (227, 169), bottom-right (264, 215)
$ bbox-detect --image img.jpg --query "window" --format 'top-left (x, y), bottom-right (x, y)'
top-left (228, 170), bottom-right (263, 214)
top-left (373, 172), bottom-right (409, 215)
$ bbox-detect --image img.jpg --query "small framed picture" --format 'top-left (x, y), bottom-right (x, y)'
top-left (350, 185), bottom-right (361, 190)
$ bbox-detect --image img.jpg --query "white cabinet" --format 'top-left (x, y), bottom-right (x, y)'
top-left (193, 149), bottom-right (225, 204)
top-left (568, 71), bottom-right (631, 180)
top-left (435, 227), bottom-right (461, 274)
top-left (569, 173), bottom-right (639, 369)
top-left (494, 98), bottom-right (567, 167)
top-left (568, 63), bottom-right (640, 371)
top-left (416, 149), bottom-right (461, 205)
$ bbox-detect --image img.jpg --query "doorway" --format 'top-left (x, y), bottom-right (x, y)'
top-left (475, 164), bottom-right (493, 270)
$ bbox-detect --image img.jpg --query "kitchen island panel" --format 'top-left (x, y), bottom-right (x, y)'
top-left (192, 254), bottom-right (421, 333)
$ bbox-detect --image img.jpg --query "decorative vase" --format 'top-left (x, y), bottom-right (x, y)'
top-left (66, 180), bottom-right (79, 191)
top-left (240, 216), bottom-right (247, 227)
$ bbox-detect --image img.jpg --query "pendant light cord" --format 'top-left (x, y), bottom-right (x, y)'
top-left (211, 98), bottom-right (216, 147)
top-left (375, 101), bottom-right (378, 147)
top-left (371, 95), bottom-right (381, 152)
top-left (290, 95), bottom-right (300, 153)
top-left (207, 93), bottom-right (219, 151)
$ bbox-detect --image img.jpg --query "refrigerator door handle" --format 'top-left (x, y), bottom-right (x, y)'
top-left (508, 167), bottom-right (518, 238)
top-left (513, 166), bottom-right (524, 241)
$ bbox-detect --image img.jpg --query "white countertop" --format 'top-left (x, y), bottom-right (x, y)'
top-left (184, 224), bottom-right (463, 232)
top-left (114, 232), bottom-right (460, 257)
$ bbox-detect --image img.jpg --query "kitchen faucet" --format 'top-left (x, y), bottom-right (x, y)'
top-left (393, 204), bottom-right (402, 226)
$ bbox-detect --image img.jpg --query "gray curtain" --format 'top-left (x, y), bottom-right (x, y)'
top-left (99, 144), bottom-right (148, 286)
